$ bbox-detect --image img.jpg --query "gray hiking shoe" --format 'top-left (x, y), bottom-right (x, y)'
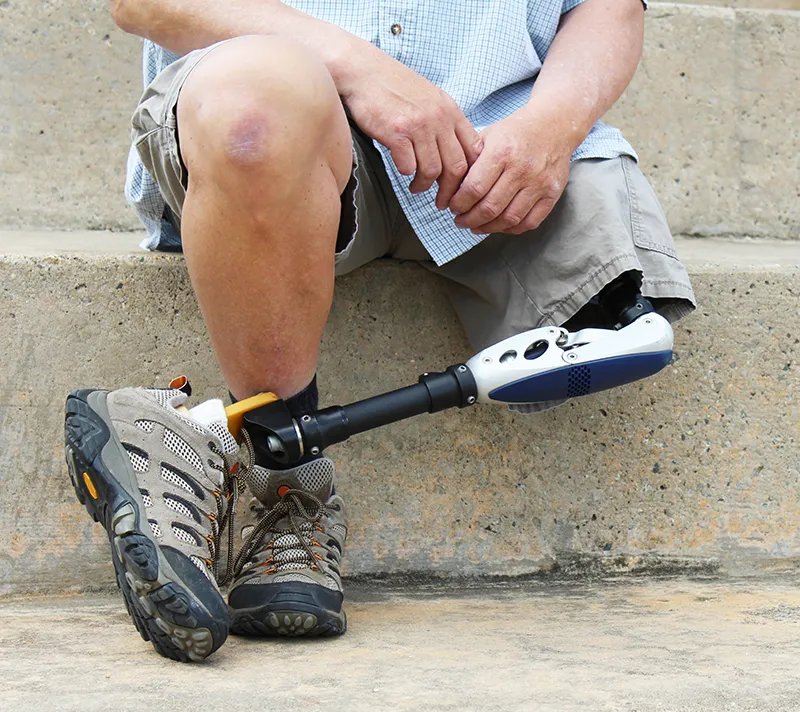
top-left (228, 458), bottom-right (348, 637)
top-left (64, 386), bottom-right (246, 662)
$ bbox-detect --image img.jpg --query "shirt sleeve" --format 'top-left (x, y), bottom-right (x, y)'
top-left (561, 0), bottom-right (585, 13)
top-left (562, 0), bottom-right (647, 14)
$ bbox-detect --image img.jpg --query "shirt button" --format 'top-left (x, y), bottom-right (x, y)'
top-left (391, 23), bottom-right (402, 35)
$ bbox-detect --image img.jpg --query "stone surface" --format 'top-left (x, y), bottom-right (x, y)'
top-left (735, 9), bottom-right (800, 240)
top-left (1, 235), bottom-right (799, 595)
top-left (606, 5), bottom-right (741, 236)
top-left (0, 0), bottom-right (141, 230)
top-left (606, 4), bottom-right (800, 240)
top-left (2, 3), bottom-right (799, 239)
top-left (3, 577), bottom-right (800, 711)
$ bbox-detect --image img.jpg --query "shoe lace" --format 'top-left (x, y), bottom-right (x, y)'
top-left (231, 488), bottom-right (332, 581)
top-left (206, 428), bottom-right (255, 587)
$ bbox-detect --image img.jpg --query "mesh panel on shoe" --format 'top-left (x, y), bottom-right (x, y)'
top-left (124, 445), bottom-right (149, 473)
top-left (274, 562), bottom-right (307, 571)
top-left (295, 458), bottom-right (334, 492)
top-left (182, 418), bottom-right (207, 435)
top-left (135, 419), bottom-right (156, 433)
top-left (262, 572), bottom-right (340, 591)
top-left (245, 459), bottom-right (334, 506)
top-left (164, 496), bottom-right (196, 521)
top-left (206, 420), bottom-right (239, 455)
top-left (332, 524), bottom-right (347, 539)
top-left (172, 524), bottom-right (202, 546)
top-left (260, 572), bottom-right (314, 585)
top-left (274, 549), bottom-right (313, 564)
top-left (141, 491), bottom-right (153, 508)
top-left (247, 467), bottom-right (271, 501)
top-left (148, 388), bottom-right (185, 409)
top-left (273, 532), bottom-right (305, 548)
top-left (161, 464), bottom-right (197, 496)
top-left (149, 520), bottom-right (162, 538)
top-left (191, 555), bottom-right (213, 580)
top-left (322, 574), bottom-right (341, 591)
top-left (163, 428), bottom-right (204, 473)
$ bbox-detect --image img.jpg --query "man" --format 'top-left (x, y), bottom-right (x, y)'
top-left (65, 0), bottom-right (696, 661)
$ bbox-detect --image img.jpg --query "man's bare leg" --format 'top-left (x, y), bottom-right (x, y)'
top-left (176, 36), bottom-right (353, 401)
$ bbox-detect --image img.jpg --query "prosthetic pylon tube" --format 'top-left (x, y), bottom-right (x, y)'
top-left (226, 310), bottom-right (674, 466)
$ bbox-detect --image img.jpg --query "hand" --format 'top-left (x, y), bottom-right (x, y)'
top-left (339, 47), bottom-right (482, 208)
top-left (448, 109), bottom-right (573, 235)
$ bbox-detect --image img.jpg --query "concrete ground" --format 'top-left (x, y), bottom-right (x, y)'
top-left (3, 575), bottom-right (800, 711)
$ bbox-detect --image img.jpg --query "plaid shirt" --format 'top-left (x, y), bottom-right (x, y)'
top-left (126, 0), bottom-right (638, 265)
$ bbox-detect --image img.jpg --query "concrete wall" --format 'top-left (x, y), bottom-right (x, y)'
top-left (1, 236), bottom-right (799, 595)
top-left (1, 2), bottom-right (798, 239)
top-left (0, 1), bottom-right (141, 231)
top-left (604, 4), bottom-right (800, 240)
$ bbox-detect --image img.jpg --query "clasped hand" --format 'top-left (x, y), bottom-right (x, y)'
top-left (343, 54), bottom-right (571, 236)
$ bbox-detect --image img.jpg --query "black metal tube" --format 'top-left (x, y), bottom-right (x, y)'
top-left (297, 365), bottom-right (477, 453)
top-left (343, 382), bottom-right (435, 433)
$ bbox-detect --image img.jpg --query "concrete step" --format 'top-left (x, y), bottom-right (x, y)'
top-left (1, 232), bottom-right (799, 596)
top-left (3, 576), bottom-right (800, 711)
top-left (2, 3), bottom-right (799, 239)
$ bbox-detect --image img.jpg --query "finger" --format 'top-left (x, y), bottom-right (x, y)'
top-left (472, 188), bottom-right (537, 234)
top-left (408, 132), bottom-right (442, 194)
top-left (453, 172), bottom-right (519, 230)
top-left (390, 135), bottom-right (417, 176)
top-left (454, 115), bottom-right (483, 166)
top-left (449, 152), bottom-right (504, 216)
top-left (434, 132), bottom-right (469, 210)
top-left (506, 196), bottom-right (558, 235)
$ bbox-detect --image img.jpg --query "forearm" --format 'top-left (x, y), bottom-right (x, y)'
top-left (110, 0), bottom-right (369, 87)
top-left (524, 0), bottom-right (645, 152)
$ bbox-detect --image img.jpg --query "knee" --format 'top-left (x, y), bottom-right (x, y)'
top-left (178, 36), bottom-right (343, 175)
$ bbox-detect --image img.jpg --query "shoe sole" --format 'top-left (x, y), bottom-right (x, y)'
top-left (230, 584), bottom-right (347, 638)
top-left (64, 389), bottom-right (229, 662)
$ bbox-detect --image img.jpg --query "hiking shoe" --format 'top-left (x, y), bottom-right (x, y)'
top-left (228, 458), bottom-right (348, 637)
top-left (64, 386), bottom-right (245, 662)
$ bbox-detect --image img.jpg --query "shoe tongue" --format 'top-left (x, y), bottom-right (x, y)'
top-left (247, 458), bottom-right (335, 509)
top-left (187, 399), bottom-right (239, 455)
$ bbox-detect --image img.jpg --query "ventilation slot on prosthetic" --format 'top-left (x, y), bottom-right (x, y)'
top-left (566, 365), bottom-right (592, 398)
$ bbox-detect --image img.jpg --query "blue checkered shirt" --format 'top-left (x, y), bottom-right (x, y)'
top-left (126, 0), bottom-right (639, 265)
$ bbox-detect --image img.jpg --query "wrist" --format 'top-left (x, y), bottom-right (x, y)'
top-left (519, 93), bottom-right (594, 155)
top-left (320, 29), bottom-right (377, 97)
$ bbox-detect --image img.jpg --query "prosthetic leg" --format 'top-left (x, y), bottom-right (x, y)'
top-left (228, 276), bottom-right (673, 465)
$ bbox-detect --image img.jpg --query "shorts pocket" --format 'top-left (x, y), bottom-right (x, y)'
top-left (621, 156), bottom-right (680, 260)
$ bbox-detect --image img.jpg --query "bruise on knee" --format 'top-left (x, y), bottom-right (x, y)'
top-left (225, 111), bottom-right (273, 166)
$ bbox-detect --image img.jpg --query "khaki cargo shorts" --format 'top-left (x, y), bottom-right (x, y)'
top-left (133, 43), bottom-right (697, 352)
